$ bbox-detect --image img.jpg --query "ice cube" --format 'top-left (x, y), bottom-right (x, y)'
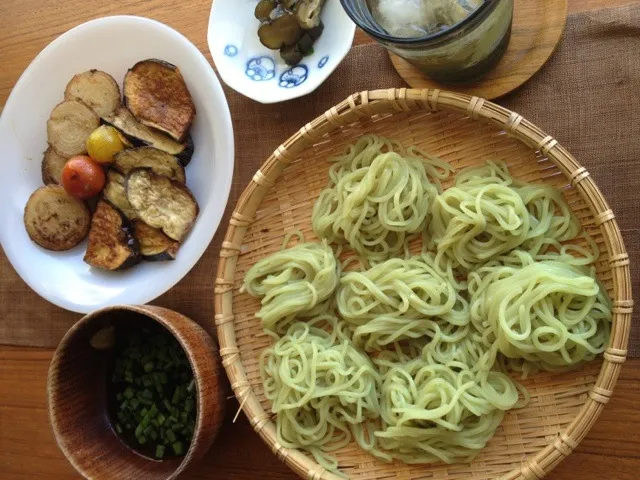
top-left (369, 0), bottom-right (484, 38)
top-left (370, 0), bottom-right (430, 38)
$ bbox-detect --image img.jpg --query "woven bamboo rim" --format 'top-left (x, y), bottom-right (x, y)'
top-left (214, 89), bottom-right (632, 480)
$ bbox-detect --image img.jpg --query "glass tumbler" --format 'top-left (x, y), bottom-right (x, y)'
top-left (340, 0), bottom-right (514, 84)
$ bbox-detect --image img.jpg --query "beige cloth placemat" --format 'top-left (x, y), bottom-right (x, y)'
top-left (1, 5), bottom-right (638, 355)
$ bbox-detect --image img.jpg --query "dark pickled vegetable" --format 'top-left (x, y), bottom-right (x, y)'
top-left (296, 0), bottom-right (325, 29)
top-left (280, 44), bottom-right (303, 66)
top-left (255, 0), bottom-right (276, 21)
top-left (108, 323), bottom-right (196, 459)
top-left (297, 32), bottom-right (315, 55)
top-left (258, 13), bottom-right (303, 50)
top-left (269, 4), bottom-right (288, 21)
top-left (307, 20), bottom-right (324, 40)
top-left (256, 1), bottom-right (326, 66)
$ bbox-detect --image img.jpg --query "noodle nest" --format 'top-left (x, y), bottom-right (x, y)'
top-left (242, 136), bottom-right (612, 476)
top-left (242, 240), bottom-right (338, 333)
top-left (312, 135), bottom-right (452, 266)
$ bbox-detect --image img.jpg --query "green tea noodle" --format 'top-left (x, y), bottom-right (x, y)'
top-left (468, 250), bottom-right (612, 371)
top-left (312, 134), bottom-right (452, 266)
top-left (363, 350), bottom-right (520, 464)
top-left (336, 253), bottom-right (469, 351)
top-left (242, 240), bottom-right (339, 334)
top-left (429, 161), bottom-right (580, 272)
top-left (250, 138), bottom-right (611, 473)
top-left (260, 315), bottom-right (381, 475)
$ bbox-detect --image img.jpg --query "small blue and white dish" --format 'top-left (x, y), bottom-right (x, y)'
top-left (208, 0), bottom-right (356, 104)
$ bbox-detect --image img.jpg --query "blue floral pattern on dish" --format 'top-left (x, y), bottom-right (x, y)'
top-left (246, 57), bottom-right (276, 81)
top-left (224, 44), bottom-right (238, 57)
top-left (279, 65), bottom-right (308, 88)
top-left (318, 56), bottom-right (329, 68)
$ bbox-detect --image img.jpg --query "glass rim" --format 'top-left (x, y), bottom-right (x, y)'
top-left (340, 0), bottom-right (497, 45)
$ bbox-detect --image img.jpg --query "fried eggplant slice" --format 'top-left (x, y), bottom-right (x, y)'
top-left (103, 106), bottom-right (194, 165)
top-left (133, 219), bottom-right (180, 261)
top-left (123, 59), bottom-right (196, 142)
top-left (41, 147), bottom-right (68, 185)
top-left (84, 200), bottom-right (140, 270)
top-left (103, 170), bottom-right (138, 220)
top-left (47, 100), bottom-right (100, 157)
top-left (24, 185), bottom-right (90, 251)
top-left (114, 147), bottom-right (186, 183)
top-left (125, 169), bottom-right (198, 242)
top-left (64, 70), bottom-right (121, 118)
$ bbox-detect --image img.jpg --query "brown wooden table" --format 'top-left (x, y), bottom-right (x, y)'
top-left (1, 0), bottom-right (639, 478)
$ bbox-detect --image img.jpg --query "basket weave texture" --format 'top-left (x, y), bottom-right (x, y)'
top-left (214, 89), bottom-right (632, 480)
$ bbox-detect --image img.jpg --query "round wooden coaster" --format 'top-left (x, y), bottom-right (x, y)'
top-left (389, 0), bottom-right (568, 99)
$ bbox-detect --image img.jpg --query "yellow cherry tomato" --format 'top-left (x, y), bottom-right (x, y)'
top-left (86, 125), bottom-right (125, 164)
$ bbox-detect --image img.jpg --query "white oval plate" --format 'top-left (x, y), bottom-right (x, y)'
top-left (0, 16), bottom-right (234, 313)
top-left (208, 0), bottom-right (355, 104)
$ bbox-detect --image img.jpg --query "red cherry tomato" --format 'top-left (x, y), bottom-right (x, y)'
top-left (61, 156), bottom-right (106, 199)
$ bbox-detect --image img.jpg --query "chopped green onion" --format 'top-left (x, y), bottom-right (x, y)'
top-left (110, 325), bottom-right (196, 458)
top-left (171, 388), bottom-right (181, 405)
top-left (171, 441), bottom-right (184, 456)
top-left (141, 415), bottom-right (151, 429)
top-left (155, 445), bottom-right (165, 459)
top-left (186, 379), bottom-right (195, 393)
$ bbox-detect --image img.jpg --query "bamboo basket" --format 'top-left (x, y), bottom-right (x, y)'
top-left (214, 89), bottom-right (632, 480)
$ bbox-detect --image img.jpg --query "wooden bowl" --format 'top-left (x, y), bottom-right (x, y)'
top-left (47, 305), bottom-right (227, 480)
top-left (214, 89), bottom-right (632, 480)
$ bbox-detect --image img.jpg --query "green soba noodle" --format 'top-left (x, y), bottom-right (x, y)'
top-left (242, 240), bottom-right (339, 334)
top-left (260, 315), bottom-right (381, 475)
top-left (336, 252), bottom-right (469, 352)
top-left (312, 135), bottom-right (452, 266)
top-left (429, 161), bottom-right (580, 272)
top-left (362, 349), bottom-right (521, 465)
top-left (246, 138), bottom-right (612, 476)
top-left (468, 250), bottom-right (612, 373)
